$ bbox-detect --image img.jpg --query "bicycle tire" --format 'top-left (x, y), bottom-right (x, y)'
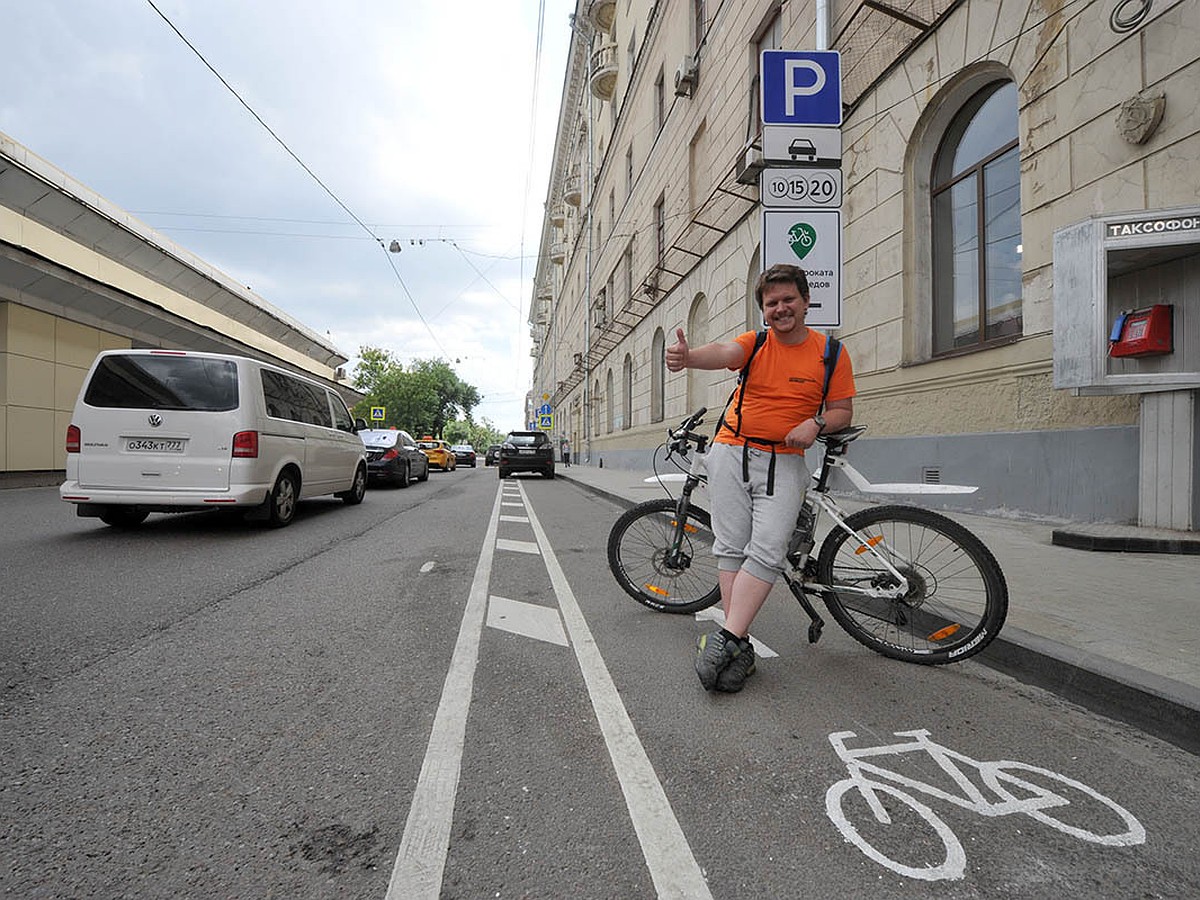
top-left (815, 505), bottom-right (1008, 664)
top-left (606, 499), bottom-right (721, 614)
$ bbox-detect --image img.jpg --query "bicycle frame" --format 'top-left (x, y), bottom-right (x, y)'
top-left (645, 411), bottom-right (984, 643)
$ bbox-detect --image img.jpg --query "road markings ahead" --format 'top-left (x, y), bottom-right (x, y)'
top-left (388, 479), bottom-right (712, 900)
top-left (385, 486), bottom-right (502, 900)
top-left (517, 480), bottom-right (714, 900)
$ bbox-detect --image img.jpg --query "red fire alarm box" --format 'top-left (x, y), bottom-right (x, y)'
top-left (1109, 304), bottom-right (1173, 358)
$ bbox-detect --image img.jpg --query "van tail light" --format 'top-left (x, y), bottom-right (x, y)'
top-left (66, 424), bottom-right (81, 454)
top-left (232, 430), bottom-right (259, 458)
top-left (383, 448), bottom-right (399, 460)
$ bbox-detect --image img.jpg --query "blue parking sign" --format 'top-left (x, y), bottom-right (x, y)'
top-left (760, 50), bottom-right (842, 126)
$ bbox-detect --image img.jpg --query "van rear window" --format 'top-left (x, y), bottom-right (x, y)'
top-left (84, 355), bottom-right (239, 411)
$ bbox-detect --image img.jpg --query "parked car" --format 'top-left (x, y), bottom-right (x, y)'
top-left (484, 444), bottom-right (502, 466)
top-left (498, 430), bottom-right (555, 479)
top-left (59, 349), bottom-right (368, 528)
top-left (359, 428), bottom-right (430, 487)
top-left (417, 437), bottom-right (457, 471)
top-left (450, 444), bottom-right (477, 467)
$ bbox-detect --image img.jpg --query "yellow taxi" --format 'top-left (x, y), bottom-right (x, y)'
top-left (417, 437), bottom-right (457, 471)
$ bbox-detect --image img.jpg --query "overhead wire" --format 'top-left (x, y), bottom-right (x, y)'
top-left (143, 0), bottom-right (452, 360)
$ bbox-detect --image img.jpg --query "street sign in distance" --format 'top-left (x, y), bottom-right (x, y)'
top-left (762, 209), bottom-right (842, 328)
top-left (760, 168), bottom-right (842, 208)
top-left (762, 125), bottom-right (842, 166)
top-left (760, 50), bottom-right (842, 126)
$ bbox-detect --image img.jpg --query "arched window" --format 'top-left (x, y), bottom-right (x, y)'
top-left (605, 369), bottom-right (615, 433)
top-left (931, 81), bottom-right (1022, 355)
top-left (622, 354), bottom-right (633, 430)
top-left (651, 328), bottom-right (666, 423)
top-left (593, 378), bottom-right (602, 437)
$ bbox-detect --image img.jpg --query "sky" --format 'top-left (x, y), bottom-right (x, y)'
top-left (0, 0), bottom-right (575, 431)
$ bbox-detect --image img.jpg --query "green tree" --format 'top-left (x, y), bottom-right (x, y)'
top-left (351, 347), bottom-right (481, 438)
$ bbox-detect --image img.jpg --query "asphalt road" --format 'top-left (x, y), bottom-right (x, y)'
top-left (2, 470), bottom-right (1198, 898)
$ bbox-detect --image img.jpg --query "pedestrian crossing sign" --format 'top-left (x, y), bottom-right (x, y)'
top-left (370, 406), bottom-right (386, 421)
top-left (538, 413), bottom-right (553, 430)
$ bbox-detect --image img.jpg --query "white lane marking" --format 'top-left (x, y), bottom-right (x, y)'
top-left (499, 514), bottom-right (529, 523)
top-left (385, 486), bottom-right (503, 899)
top-left (695, 607), bottom-right (779, 658)
top-left (501, 501), bottom-right (524, 508)
top-left (487, 595), bottom-right (568, 646)
top-left (420, 561), bottom-right (436, 574)
top-left (518, 480), bottom-right (714, 900)
top-left (496, 537), bottom-right (540, 555)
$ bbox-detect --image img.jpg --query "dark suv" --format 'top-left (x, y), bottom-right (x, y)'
top-left (498, 431), bottom-right (555, 479)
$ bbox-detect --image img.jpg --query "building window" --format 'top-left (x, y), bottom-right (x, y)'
top-left (622, 354), bottom-right (633, 430)
top-left (654, 69), bottom-right (665, 133)
top-left (625, 146), bottom-right (634, 199)
top-left (654, 196), bottom-right (666, 266)
top-left (624, 243), bottom-right (634, 307)
top-left (651, 328), bottom-right (665, 423)
top-left (606, 369), bottom-right (615, 433)
top-left (931, 80), bottom-right (1021, 355)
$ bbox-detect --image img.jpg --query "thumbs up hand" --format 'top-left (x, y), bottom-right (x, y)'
top-left (666, 328), bottom-right (689, 372)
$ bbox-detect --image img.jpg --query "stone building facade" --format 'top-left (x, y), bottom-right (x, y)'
top-left (530, 0), bottom-right (1199, 527)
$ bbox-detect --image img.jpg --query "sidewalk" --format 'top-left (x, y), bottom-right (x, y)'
top-left (556, 462), bottom-right (1200, 756)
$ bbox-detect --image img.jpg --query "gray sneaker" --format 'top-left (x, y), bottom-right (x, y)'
top-left (715, 640), bottom-right (756, 692)
top-left (695, 630), bottom-right (746, 691)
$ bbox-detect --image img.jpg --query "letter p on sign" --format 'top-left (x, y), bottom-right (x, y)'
top-left (785, 59), bottom-right (825, 116)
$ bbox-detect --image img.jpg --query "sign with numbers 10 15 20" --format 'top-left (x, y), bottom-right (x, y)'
top-left (760, 167), bottom-right (842, 209)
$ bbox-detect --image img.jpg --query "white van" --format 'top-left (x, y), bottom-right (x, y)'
top-left (60, 349), bottom-right (368, 528)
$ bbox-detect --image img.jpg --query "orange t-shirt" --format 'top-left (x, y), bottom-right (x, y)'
top-left (714, 329), bottom-right (856, 455)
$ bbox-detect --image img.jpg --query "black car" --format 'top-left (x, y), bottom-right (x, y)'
top-left (359, 428), bottom-right (430, 487)
top-left (484, 444), bottom-right (502, 466)
top-left (450, 444), bottom-right (477, 467)
top-left (498, 431), bottom-right (555, 479)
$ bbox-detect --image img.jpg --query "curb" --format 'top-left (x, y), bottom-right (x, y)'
top-left (560, 470), bottom-right (1200, 757)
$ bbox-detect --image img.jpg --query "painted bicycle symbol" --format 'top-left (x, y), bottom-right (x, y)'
top-left (825, 729), bottom-right (1146, 881)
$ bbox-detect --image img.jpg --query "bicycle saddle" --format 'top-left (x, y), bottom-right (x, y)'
top-left (820, 425), bottom-right (867, 450)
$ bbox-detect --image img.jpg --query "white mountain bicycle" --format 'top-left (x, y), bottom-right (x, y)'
top-left (605, 408), bottom-right (1009, 664)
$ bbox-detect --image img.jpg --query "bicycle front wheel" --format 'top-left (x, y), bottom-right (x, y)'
top-left (815, 505), bottom-right (1008, 664)
top-left (606, 499), bottom-right (721, 614)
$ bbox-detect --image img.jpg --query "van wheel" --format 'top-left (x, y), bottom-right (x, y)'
top-left (397, 461), bottom-right (411, 488)
top-left (340, 465), bottom-right (367, 505)
top-left (100, 508), bottom-right (149, 528)
top-left (267, 471), bottom-right (298, 527)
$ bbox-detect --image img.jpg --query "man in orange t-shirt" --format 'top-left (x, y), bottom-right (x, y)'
top-left (666, 263), bottom-right (855, 692)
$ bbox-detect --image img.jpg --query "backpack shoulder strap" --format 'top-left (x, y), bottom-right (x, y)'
top-left (819, 336), bottom-right (842, 413)
top-left (718, 329), bottom-right (768, 437)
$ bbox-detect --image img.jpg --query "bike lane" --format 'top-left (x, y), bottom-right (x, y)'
top-left (515, 478), bottom-right (1200, 897)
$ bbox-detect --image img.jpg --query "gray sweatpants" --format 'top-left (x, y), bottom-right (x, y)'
top-left (706, 440), bottom-right (809, 584)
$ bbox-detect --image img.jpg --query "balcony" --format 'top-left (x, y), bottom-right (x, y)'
top-left (563, 169), bottom-right (582, 207)
top-left (589, 43), bottom-right (618, 101)
top-left (550, 242), bottom-right (567, 264)
top-left (587, 0), bottom-right (616, 32)
top-left (550, 205), bottom-right (566, 228)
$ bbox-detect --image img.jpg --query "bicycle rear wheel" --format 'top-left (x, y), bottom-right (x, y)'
top-left (815, 505), bottom-right (1007, 664)
top-left (607, 499), bottom-right (721, 613)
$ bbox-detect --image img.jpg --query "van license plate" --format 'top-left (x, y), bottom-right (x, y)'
top-left (126, 438), bottom-right (185, 453)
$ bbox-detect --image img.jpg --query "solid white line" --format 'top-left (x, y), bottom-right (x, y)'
top-left (518, 481), bottom-right (713, 900)
top-left (384, 485), bottom-right (503, 900)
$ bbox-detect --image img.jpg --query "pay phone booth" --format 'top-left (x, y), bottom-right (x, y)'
top-left (1054, 207), bottom-right (1200, 531)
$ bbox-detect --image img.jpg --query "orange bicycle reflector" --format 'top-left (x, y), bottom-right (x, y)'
top-left (854, 535), bottom-right (885, 555)
top-left (671, 519), bottom-right (699, 534)
top-left (928, 624), bottom-right (962, 641)
top-left (644, 584), bottom-right (669, 596)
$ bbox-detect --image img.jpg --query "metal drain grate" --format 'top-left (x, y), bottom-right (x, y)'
top-left (922, 466), bottom-right (942, 484)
